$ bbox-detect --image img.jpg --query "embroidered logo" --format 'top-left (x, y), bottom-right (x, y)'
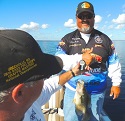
top-left (81, 2), bottom-right (91, 8)
top-left (59, 41), bottom-right (65, 46)
top-left (95, 44), bottom-right (103, 48)
top-left (111, 43), bottom-right (115, 50)
top-left (91, 53), bottom-right (102, 63)
top-left (94, 35), bottom-right (103, 43)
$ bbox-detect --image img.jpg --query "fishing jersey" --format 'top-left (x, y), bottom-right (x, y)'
top-left (55, 29), bottom-right (122, 94)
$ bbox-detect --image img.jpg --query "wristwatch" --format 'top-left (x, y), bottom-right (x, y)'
top-left (79, 60), bottom-right (86, 70)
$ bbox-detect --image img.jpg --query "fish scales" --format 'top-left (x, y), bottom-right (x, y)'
top-left (73, 80), bottom-right (90, 121)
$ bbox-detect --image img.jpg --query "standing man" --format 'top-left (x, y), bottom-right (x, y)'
top-left (55, 1), bottom-right (122, 121)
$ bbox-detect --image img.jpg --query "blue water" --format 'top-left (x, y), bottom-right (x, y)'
top-left (37, 40), bottom-right (59, 55)
top-left (38, 40), bottom-right (125, 121)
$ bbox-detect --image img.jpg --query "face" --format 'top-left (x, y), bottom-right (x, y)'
top-left (76, 12), bottom-right (95, 34)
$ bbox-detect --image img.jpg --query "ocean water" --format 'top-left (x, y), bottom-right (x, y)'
top-left (37, 40), bottom-right (59, 55)
top-left (38, 40), bottom-right (125, 121)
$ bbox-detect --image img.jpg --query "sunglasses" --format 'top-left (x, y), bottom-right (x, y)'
top-left (78, 14), bottom-right (94, 20)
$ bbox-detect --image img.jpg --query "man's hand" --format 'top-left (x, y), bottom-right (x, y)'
top-left (110, 86), bottom-right (120, 100)
top-left (82, 47), bottom-right (93, 66)
top-left (71, 63), bottom-right (81, 76)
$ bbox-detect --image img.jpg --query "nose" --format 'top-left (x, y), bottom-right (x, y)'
top-left (81, 16), bottom-right (88, 20)
top-left (81, 15), bottom-right (90, 23)
top-left (81, 18), bottom-right (88, 23)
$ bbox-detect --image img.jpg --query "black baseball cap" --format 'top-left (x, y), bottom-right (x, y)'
top-left (0, 29), bottom-right (63, 91)
top-left (76, 1), bottom-right (95, 16)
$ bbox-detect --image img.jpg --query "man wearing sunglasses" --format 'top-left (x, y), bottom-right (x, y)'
top-left (55, 1), bottom-right (122, 121)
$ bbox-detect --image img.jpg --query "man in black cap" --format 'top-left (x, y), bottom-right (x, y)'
top-left (55, 1), bottom-right (122, 121)
top-left (0, 29), bottom-right (93, 121)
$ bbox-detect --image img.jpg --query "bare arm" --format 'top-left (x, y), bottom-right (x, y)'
top-left (58, 63), bottom-right (80, 86)
top-left (58, 48), bottom-right (93, 86)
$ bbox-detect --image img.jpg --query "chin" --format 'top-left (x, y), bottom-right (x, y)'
top-left (79, 27), bottom-right (90, 33)
top-left (78, 26), bottom-right (93, 34)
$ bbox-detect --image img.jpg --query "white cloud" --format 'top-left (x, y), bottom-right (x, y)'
top-left (95, 15), bottom-right (102, 23)
top-left (41, 24), bottom-right (49, 29)
top-left (112, 14), bottom-right (125, 24)
top-left (115, 24), bottom-right (125, 29)
top-left (64, 19), bottom-right (76, 29)
top-left (64, 16), bottom-right (103, 29)
top-left (19, 22), bottom-right (39, 31)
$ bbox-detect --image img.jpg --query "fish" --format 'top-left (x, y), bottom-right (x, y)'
top-left (73, 80), bottom-right (90, 121)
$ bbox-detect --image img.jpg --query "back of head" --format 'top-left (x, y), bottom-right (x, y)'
top-left (0, 29), bottom-right (63, 91)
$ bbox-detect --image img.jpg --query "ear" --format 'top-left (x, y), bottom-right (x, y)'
top-left (12, 84), bottom-right (25, 104)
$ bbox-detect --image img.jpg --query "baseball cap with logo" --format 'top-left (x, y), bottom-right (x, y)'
top-left (0, 29), bottom-right (63, 91)
top-left (76, 1), bottom-right (95, 16)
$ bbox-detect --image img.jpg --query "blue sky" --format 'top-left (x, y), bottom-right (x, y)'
top-left (0, 0), bottom-right (125, 40)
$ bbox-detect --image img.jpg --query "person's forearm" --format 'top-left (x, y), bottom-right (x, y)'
top-left (57, 54), bottom-right (82, 70)
top-left (56, 48), bottom-right (93, 70)
top-left (58, 70), bottom-right (74, 86)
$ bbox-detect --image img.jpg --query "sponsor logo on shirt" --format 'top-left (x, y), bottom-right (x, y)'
top-left (91, 53), bottom-right (102, 63)
top-left (111, 43), bottom-right (115, 50)
top-left (72, 37), bottom-right (81, 40)
top-left (69, 38), bottom-right (81, 47)
top-left (95, 44), bottom-right (103, 48)
top-left (94, 35), bottom-right (103, 43)
top-left (59, 41), bottom-right (65, 46)
top-left (89, 68), bottom-right (101, 73)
